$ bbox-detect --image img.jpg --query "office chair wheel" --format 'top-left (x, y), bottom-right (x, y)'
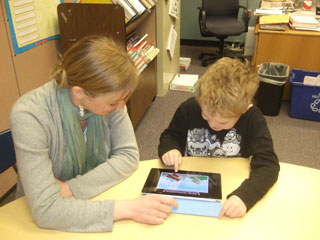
top-left (201, 60), bottom-right (208, 67)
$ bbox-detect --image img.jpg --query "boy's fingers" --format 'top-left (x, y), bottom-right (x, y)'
top-left (174, 160), bottom-right (179, 172)
top-left (218, 205), bottom-right (227, 219)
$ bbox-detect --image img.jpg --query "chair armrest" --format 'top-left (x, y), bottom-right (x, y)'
top-left (198, 7), bottom-right (208, 36)
top-left (239, 5), bottom-right (249, 32)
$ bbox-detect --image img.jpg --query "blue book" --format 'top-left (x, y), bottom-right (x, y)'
top-left (142, 168), bottom-right (222, 217)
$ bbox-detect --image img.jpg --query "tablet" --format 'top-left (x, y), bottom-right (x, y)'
top-left (141, 168), bottom-right (222, 202)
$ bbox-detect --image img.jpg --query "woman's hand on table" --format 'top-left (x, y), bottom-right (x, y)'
top-left (218, 195), bottom-right (247, 219)
top-left (161, 149), bottom-right (182, 172)
top-left (114, 195), bottom-right (178, 225)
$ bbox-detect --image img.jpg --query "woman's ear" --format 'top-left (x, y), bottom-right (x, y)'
top-left (71, 86), bottom-right (86, 100)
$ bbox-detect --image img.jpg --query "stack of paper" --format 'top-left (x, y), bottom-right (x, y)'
top-left (289, 15), bottom-right (320, 29)
top-left (170, 74), bottom-right (199, 93)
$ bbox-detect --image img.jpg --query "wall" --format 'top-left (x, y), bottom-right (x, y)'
top-left (180, 0), bottom-right (260, 43)
top-left (0, 1), bottom-right (60, 199)
top-left (156, 0), bottom-right (180, 96)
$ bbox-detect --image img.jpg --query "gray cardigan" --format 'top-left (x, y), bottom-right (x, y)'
top-left (10, 80), bottom-right (139, 232)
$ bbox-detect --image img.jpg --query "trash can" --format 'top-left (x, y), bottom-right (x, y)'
top-left (256, 62), bottom-right (290, 116)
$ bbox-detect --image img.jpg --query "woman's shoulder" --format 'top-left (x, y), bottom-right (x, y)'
top-left (11, 80), bottom-right (58, 119)
top-left (14, 81), bottom-right (56, 105)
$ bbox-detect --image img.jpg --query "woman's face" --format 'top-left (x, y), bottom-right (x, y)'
top-left (81, 89), bottom-right (130, 116)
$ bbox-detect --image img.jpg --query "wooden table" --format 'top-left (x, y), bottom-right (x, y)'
top-left (1, 157), bottom-right (320, 240)
top-left (252, 24), bottom-right (320, 100)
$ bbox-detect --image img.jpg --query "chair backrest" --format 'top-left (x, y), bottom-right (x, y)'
top-left (0, 130), bottom-right (16, 174)
top-left (202, 0), bottom-right (239, 17)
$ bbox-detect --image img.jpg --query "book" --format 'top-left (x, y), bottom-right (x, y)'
top-left (124, 0), bottom-right (138, 15)
top-left (145, 0), bottom-right (155, 7)
top-left (170, 74), bottom-right (199, 93)
top-left (142, 168), bottom-right (222, 217)
top-left (145, 47), bottom-right (159, 62)
top-left (127, 0), bottom-right (146, 15)
top-left (139, 0), bottom-right (152, 9)
top-left (289, 15), bottom-right (319, 29)
top-left (115, 0), bottom-right (137, 21)
top-left (179, 57), bottom-right (191, 71)
top-left (259, 23), bottom-right (287, 31)
top-left (259, 15), bottom-right (289, 25)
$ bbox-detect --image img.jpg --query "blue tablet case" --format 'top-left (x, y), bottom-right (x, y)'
top-left (171, 198), bottom-right (222, 217)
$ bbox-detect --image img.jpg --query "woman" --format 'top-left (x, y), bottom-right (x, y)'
top-left (10, 35), bottom-right (177, 232)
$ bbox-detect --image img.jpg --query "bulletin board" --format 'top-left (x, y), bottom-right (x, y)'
top-left (4, 0), bottom-right (63, 55)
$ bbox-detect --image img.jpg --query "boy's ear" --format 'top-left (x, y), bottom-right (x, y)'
top-left (243, 104), bottom-right (253, 113)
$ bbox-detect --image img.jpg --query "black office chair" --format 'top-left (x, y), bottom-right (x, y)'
top-left (0, 130), bottom-right (17, 203)
top-left (198, 0), bottom-right (249, 66)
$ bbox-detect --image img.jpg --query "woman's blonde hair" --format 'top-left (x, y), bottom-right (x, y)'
top-left (197, 57), bottom-right (258, 118)
top-left (51, 35), bottom-right (139, 97)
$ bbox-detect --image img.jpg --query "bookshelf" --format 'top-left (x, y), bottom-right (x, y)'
top-left (58, 3), bottom-right (158, 128)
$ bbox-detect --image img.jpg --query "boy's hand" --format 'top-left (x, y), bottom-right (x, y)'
top-left (218, 195), bottom-right (247, 219)
top-left (161, 149), bottom-right (182, 172)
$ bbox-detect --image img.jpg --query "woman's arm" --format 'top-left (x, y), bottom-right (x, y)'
top-left (66, 106), bottom-right (139, 200)
top-left (10, 100), bottom-right (115, 232)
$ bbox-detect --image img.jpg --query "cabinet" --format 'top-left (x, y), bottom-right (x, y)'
top-left (252, 24), bottom-right (320, 100)
top-left (57, 3), bottom-right (157, 128)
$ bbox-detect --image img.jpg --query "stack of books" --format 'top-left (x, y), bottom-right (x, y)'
top-left (179, 57), bottom-right (191, 71)
top-left (127, 33), bottom-right (160, 74)
top-left (170, 74), bottom-right (199, 93)
top-left (289, 15), bottom-right (320, 30)
top-left (259, 14), bottom-right (289, 31)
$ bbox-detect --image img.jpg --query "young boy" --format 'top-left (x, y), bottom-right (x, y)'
top-left (158, 57), bottom-right (280, 219)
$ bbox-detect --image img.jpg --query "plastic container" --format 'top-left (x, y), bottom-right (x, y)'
top-left (290, 69), bottom-right (320, 122)
top-left (256, 62), bottom-right (290, 116)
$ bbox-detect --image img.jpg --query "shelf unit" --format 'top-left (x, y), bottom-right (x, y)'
top-left (58, 3), bottom-right (157, 128)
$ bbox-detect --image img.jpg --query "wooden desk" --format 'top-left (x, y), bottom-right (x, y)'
top-left (252, 24), bottom-right (320, 100)
top-left (1, 157), bottom-right (320, 240)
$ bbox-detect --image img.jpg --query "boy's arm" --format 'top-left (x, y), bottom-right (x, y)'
top-left (228, 110), bottom-right (280, 211)
top-left (158, 104), bottom-right (189, 160)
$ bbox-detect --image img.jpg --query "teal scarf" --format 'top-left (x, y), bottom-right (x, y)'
top-left (56, 87), bottom-right (107, 181)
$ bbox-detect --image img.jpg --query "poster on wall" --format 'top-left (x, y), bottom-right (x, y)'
top-left (4, 0), bottom-right (63, 55)
top-left (169, 0), bottom-right (178, 19)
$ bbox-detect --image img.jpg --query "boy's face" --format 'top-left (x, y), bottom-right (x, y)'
top-left (201, 105), bottom-right (240, 131)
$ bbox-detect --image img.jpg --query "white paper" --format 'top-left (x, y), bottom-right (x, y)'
top-left (167, 24), bottom-right (177, 59)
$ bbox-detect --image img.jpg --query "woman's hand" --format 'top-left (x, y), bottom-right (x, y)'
top-left (114, 195), bottom-right (178, 225)
top-left (56, 179), bottom-right (74, 198)
top-left (161, 149), bottom-right (182, 172)
top-left (218, 195), bottom-right (247, 219)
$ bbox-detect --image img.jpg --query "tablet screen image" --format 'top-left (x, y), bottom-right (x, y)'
top-left (156, 172), bottom-right (209, 193)
top-left (142, 168), bottom-right (222, 202)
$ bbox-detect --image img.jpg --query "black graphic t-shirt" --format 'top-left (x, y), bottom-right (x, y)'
top-left (158, 97), bottom-right (280, 211)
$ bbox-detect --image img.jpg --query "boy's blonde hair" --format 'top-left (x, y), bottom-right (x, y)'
top-left (51, 35), bottom-right (139, 97)
top-left (197, 57), bottom-right (258, 118)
